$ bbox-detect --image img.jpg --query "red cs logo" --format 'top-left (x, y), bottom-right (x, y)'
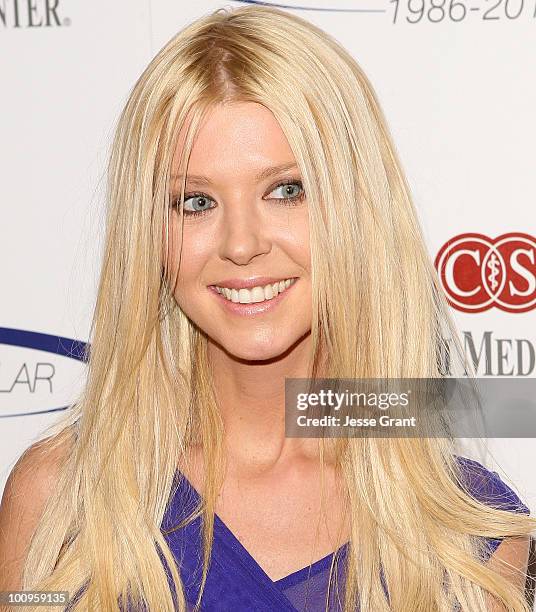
top-left (435, 233), bottom-right (536, 313)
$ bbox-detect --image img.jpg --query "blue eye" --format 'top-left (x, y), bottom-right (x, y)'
top-left (174, 179), bottom-right (305, 218)
top-left (181, 193), bottom-right (215, 217)
top-left (267, 180), bottom-right (305, 204)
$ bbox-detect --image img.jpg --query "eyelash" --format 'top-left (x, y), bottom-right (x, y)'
top-left (173, 179), bottom-right (305, 218)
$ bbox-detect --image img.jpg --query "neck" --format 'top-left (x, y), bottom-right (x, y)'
top-left (206, 331), bottom-right (330, 475)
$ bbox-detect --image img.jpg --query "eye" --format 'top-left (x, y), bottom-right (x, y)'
top-left (178, 192), bottom-right (216, 217)
top-left (173, 179), bottom-right (305, 218)
top-left (266, 180), bottom-right (305, 204)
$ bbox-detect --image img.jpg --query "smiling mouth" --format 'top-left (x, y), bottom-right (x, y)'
top-left (211, 278), bottom-right (297, 304)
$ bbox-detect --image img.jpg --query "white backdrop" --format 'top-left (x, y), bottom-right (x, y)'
top-left (1, 0), bottom-right (535, 599)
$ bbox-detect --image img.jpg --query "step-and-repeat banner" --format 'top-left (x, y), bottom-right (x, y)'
top-left (1, 0), bottom-right (535, 557)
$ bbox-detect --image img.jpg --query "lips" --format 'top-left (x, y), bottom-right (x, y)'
top-left (209, 276), bottom-right (296, 290)
top-left (208, 276), bottom-right (298, 314)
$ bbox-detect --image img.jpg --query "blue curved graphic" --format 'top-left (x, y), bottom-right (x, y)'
top-left (233, 0), bottom-right (385, 12)
top-left (0, 405), bottom-right (74, 419)
top-left (0, 327), bottom-right (89, 419)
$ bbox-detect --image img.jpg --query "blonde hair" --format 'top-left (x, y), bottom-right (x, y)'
top-left (21, 5), bottom-right (535, 610)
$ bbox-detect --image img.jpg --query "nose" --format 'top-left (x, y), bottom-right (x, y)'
top-left (218, 195), bottom-right (272, 265)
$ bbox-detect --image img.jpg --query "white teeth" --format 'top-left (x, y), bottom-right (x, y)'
top-left (214, 278), bottom-right (296, 304)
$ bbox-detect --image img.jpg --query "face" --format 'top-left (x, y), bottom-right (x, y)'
top-left (165, 101), bottom-right (311, 361)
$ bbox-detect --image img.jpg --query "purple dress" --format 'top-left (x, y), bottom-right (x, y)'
top-left (157, 455), bottom-right (530, 611)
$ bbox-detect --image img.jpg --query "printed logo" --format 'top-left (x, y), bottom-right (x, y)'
top-left (0, 0), bottom-right (70, 28)
top-left (233, 1), bottom-right (384, 13)
top-left (435, 233), bottom-right (536, 313)
top-left (0, 327), bottom-right (87, 418)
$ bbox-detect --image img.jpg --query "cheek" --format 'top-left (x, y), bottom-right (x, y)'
top-left (168, 225), bottom-right (214, 308)
top-left (176, 233), bottom-right (210, 283)
top-left (284, 220), bottom-right (311, 270)
top-left (299, 230), bottom-right (311, 268)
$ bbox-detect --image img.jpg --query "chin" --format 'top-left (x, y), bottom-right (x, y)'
top-left (219, 335), bottom-right (301, 363)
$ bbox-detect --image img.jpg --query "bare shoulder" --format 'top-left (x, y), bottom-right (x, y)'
top-left (487, 534), bottom-right (531, 589)
top-left (0, 433), bottom-right (73, 590)
top-left (2, 434), bottom-right (72, 510)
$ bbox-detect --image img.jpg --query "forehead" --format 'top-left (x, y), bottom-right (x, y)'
top-left (173, 101), bottom-right (297, 182)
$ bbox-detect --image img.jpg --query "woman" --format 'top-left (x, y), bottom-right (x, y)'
top-left (0, 5), bottom-right (534, 611)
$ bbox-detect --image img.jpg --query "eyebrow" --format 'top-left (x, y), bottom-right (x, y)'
top-left (171, 162), bottom-right (299, 186)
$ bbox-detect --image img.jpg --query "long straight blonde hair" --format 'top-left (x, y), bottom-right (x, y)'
top-left (21, 5), bottom-right (535, 610)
